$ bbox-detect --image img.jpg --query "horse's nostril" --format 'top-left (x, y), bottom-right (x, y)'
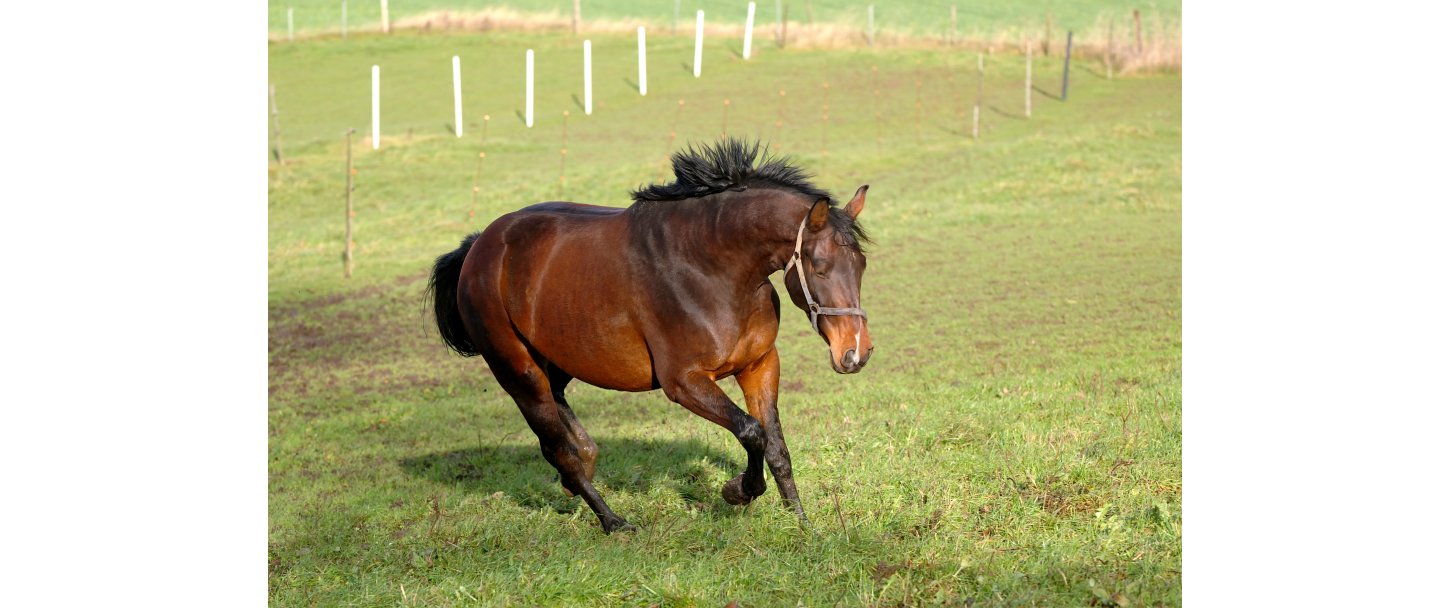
top-left (843, 348), bottom-right (857, 366)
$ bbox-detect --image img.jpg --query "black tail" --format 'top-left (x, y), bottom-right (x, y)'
top-left (426, 232), bottom-right (482, 357)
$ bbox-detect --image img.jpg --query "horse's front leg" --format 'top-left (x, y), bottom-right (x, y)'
top-left (662, 371), bottom-right (768, 505)
top-left (735, 348), bottom-right (807, 522)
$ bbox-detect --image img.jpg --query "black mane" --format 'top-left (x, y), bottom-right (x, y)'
top-left (631, 138), bottom-right (870, 250)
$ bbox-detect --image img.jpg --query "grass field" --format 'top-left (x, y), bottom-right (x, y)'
top-left (268, 24), bottom-right (1181, 606)
top-left (269, 0), bottom-right (1181, 40)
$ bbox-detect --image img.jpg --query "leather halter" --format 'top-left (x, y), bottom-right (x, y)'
top-left (783, 213), bottom-right (868, 333)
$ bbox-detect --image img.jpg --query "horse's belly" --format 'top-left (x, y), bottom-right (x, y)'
top-left (510, 254), bottom-right (656, 391)
top-left (529, 307), bottom-right (657, 392)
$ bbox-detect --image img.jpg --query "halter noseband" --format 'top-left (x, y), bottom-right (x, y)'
top-left (783, 213), bottom-right (868, 333)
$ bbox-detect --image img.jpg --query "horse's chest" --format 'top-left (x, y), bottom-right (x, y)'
top-left (714, 292), bottom-right (780, 373)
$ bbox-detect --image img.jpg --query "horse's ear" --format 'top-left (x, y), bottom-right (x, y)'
top-left (808, 198), bottom-right (830, 231)
top-left (844, 184), bottom-right (868, 220)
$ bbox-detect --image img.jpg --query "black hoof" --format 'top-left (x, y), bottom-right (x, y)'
top-left (600, 516), bottom-right (638, 534)
top-left (721, 474), bottom-right (765, 506)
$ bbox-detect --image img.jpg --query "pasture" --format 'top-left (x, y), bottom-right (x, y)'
top-left (268, 14), bottom-right (1181, 607)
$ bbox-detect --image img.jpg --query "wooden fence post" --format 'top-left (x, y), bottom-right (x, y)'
top-left (871, 65), bottom-right (882, 152)
top-left (775, 0), bottom-right (784, 47)
top-left (344, 129), bottom-right (355, 278)
top-left (1107, 21), bottom-right (1115, 79)
top-left (950, 6), bottom-right (958, 46)
top-left (1044, 12), bottom-right (1053, 56)
top-left (559, 111), bottom-right (570, 198)
top-left (821, 81), bottom-right (830, 155)
top-left (776, 89), bottom-right (787, 148)
top-left (721, 99), bottom-right (731, 138)
top-left (1061, 31), bottom-right (1072, 100)
top-left (1025, 45), bottom-right (1032, 118)
top-left (474, 116), bottom-right (492, 215)
top-left (867, 5), bottom-right (875, 47)
top-left (269, 84), bottom-right (284, 164)
top-left (914, 62), bottom-right (924, 140)
top-left (973, 54), bottom-right (983, 139)
top-left (658, 100), bottom-right (684, 182)
top-left (781, 4), bottom-right (789, 47)
top-left (469, 149), bottom-right (485, 220)
top-left (1134, 9), bottom-right (1143, 55)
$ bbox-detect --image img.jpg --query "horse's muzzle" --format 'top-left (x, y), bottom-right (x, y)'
top-left (832, 346), bottom-right (874, 374)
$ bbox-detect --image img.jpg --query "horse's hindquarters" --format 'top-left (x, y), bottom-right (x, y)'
top-left (462, 208), bottom-right (658, 393)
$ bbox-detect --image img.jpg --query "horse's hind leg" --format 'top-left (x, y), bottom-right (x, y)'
top-left (546, 367), bottom-right (599, 486)
top-left (483, 349), bottom-right (633, 533)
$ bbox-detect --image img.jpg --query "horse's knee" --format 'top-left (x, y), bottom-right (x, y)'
top-left (736, 416), bottom-right (766, 454)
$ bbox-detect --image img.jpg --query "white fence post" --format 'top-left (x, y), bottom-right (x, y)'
top-left (743, 2), bottom-right (756, 60)
top-left (526, 49), bottom-right (535, 128)
top-left (584, 40), bottom-right (594, 113)
top-left (637, 27), bottom-right (648, 95)
top-left (452, 56), bottom-right (463, 137)
top-left (381, 0), bottom-right (389, 34)
top-left (371, 65), bottom-right (380, 149)
top-left (1025, 46), bottom-right (1032, 118)
top-left (693, 10), bottom-right (705, 78)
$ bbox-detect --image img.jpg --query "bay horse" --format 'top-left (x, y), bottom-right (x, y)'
top-left (427, 139), bottom-right (873, 533)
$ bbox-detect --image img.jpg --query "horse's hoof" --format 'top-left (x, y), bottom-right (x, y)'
top-left (600, 516), bottom-right (637, 534)
top-left (721, 474), bottom-right (760, 506)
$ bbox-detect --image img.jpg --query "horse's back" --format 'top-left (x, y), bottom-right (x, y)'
top-left (521, 201), bottom-right (626, 217)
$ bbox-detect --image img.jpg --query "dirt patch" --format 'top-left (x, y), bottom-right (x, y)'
top-left (268, 272), bottom-right (472, 406)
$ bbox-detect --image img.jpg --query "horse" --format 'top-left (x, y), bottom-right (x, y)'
top-left (427, 138), bottom-right (874, 533)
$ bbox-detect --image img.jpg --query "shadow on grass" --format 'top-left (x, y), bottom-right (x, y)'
top-left (1032, 85), bottom-right (1061, 101)
top-left (988, 105), bottom-right (1027, 120)
top-left (399, 438), bottom-right (743, 513)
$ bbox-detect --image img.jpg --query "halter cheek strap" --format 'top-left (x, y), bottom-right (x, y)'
top-left (783, 214), bottom-right (868, 333)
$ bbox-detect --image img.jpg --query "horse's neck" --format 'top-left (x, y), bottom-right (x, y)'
top-left (691, 191), bottom-right (800, 280)
top-left (636, 191), bottom-right (800, 287)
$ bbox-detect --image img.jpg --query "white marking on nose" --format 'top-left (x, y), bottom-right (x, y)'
top-left (852, 330), bottom-right (861, 364)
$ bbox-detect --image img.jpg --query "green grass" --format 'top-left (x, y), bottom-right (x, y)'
top-left (269, 27), bottom-right (1181, 606)
top-left (269, 0), bottom-right (1180, 39)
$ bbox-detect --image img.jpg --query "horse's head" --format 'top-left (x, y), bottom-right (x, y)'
top-left (783, 185), bottom-right (873, 374)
